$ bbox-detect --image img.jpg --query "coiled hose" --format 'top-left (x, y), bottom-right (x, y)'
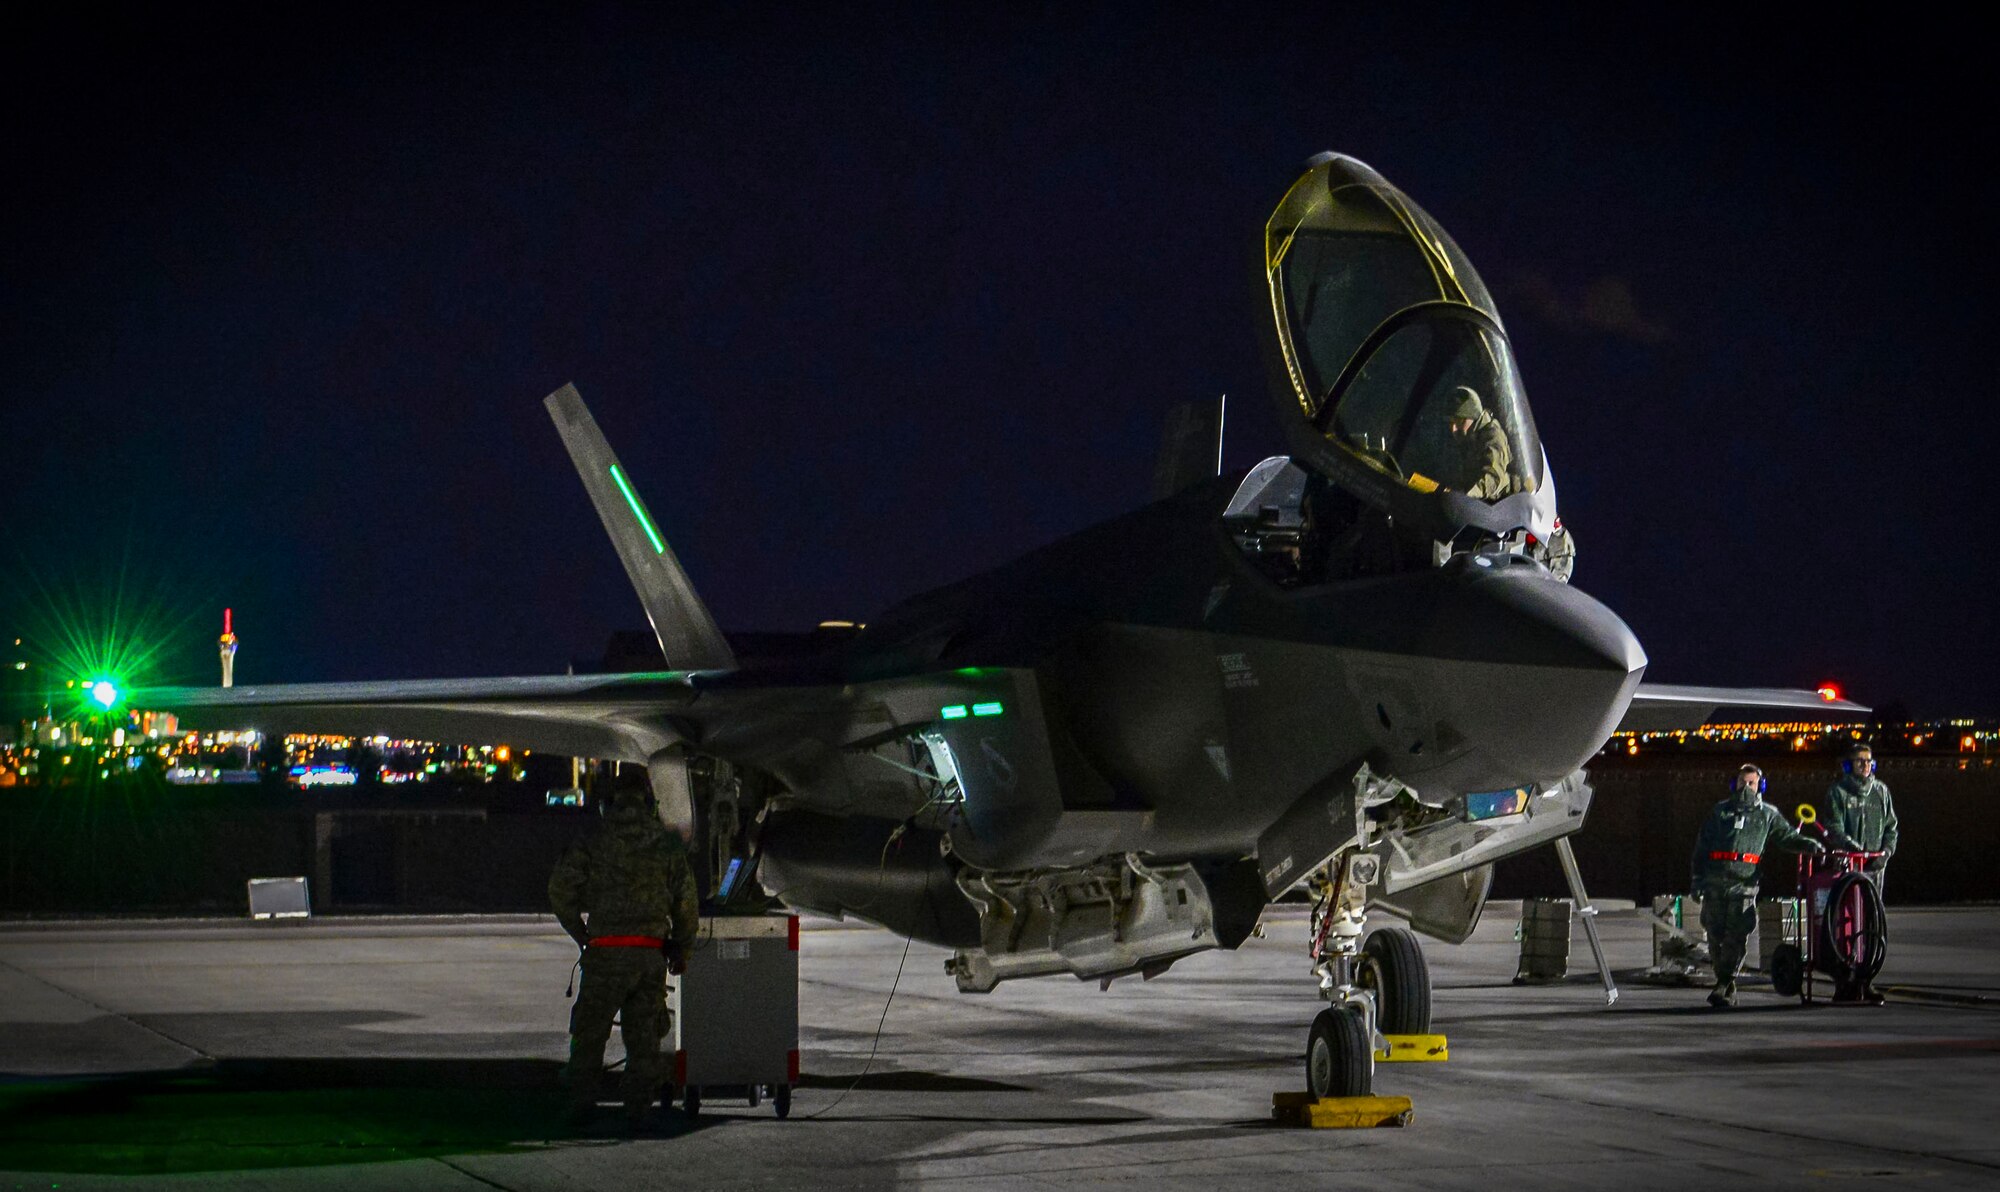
top-left (1817, 871), bottom-right (1888, 985)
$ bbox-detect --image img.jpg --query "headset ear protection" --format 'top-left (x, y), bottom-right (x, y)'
top-left (1843, 753), bottom-right (1874, 775)
top-left (1735, 769), bottom-right (1767, 795)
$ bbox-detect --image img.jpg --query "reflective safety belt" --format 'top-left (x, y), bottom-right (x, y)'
top-left (1709, 851), bottom-right (1761, 864)
top-left (589, 935), bottom-right (665, 948)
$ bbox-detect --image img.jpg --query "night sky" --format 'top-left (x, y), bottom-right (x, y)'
top-left (4, 7), bottom-right (1995, 714)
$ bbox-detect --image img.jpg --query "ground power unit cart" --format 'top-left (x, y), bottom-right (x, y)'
top-left (671, 913), bottom-right (800, 1117)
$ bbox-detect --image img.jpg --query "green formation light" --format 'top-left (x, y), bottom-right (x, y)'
top-left (608, 465), bottom-right (667, 555)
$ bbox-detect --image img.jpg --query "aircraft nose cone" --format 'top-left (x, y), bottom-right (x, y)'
top-left (1423, 559), bottom-right (1646, 784)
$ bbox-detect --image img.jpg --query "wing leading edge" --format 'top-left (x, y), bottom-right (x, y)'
top-left (1616, 683), bottom-right (1869, 734)
top-left (129, 673), bottom-right (696, 762)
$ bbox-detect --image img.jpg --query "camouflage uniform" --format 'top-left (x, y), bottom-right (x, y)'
top-left (1690, 787), bottom-right (1819, 1005)
top-left (549, 786), bottom-right (700, 1122)
top-left (1824, 771), bottom-right (1898, 896)
top-left (1440, 387), bottom-right (1515, 499)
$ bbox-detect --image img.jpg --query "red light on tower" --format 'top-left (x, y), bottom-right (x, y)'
top-left (1816, 682), bottom-right (1841, 703)
top-left (219, 607), bottom-right (239, 688)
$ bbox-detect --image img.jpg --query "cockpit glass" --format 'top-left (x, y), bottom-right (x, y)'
top-left (1266, 158), bottom-right (1543, 496)
top-left (1333, 317), bottom-right (1539, 499)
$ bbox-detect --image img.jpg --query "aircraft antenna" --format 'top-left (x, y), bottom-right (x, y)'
top-left (1215, 393), bottom-right (1227, 475)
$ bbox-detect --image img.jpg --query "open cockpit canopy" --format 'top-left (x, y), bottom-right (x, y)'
top-left (1264, 155), bottom-right (1543, 504)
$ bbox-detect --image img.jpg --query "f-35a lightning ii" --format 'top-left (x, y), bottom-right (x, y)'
top-left (136, 154), bottom-right (1864, 1098)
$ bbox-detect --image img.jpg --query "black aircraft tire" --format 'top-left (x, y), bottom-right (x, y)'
top-left (683, 1086), bottom-right (701, 1117)
top-left (1362, 926), bottom-right (1432, 1035)
top-left (1306, 1007), bottom-right (1372, 1100)
top-left (1770, 943), bottom-right (1804, 999)
top-left (774, 1085), bottom-right (792, 1119)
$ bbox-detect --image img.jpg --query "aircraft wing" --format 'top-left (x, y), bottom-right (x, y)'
top-left (126, 383), bottom-right (912, 782)
top-left (1615, 683), bottom-right (1869, 733)
top-left (130, 673), bottom-right (698, 761)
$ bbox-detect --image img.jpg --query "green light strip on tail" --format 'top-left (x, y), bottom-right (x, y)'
top-left (608, 465), bottom-right (667, 555)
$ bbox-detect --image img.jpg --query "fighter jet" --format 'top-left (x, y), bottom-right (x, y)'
top-left (133, 153), bottom-right (1863, 1098)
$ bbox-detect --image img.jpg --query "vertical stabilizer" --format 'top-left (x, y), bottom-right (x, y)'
top-left (1150, 394), bottom-right (1227, 500)
top-left (544, 383), bottom-right (738, 672)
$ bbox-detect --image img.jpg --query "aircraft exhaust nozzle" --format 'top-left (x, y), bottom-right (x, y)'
top-left (1424, 560), bottom-right (1646, 785)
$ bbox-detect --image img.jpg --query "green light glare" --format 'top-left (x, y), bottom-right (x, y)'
top-left (972, 702), bottom-right (1004, 717)
top-left (10, 553), bottom-right (211, 707)
top-left (940, 705), bottom-right (968, 720)
top-left (608, 465), bottom-right (667, 555)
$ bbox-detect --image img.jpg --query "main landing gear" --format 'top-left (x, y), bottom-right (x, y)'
top-left (1302, 853), bottom-right (1434, 1098)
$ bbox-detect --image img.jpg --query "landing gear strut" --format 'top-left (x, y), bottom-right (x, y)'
top-left (1304, 851), bottom-right (1391, 1098)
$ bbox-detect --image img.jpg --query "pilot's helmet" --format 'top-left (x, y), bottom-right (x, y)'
top-left (1448, 386), bottom-right (1485, 421)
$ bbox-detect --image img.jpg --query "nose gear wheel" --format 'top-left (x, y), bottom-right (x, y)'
top-left (1357, 926), bottom-right (1432, 1036)
top-left (1306, 1006), bottom-right (1373, 1099)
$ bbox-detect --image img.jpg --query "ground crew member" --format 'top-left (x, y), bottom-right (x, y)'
top-left (1437, 386), bottom-right (1515, 499)
top-left (1823, 745), bottom-right (1898, 896)
top-left (549, 770), bottom-right (701, 1129)
top-left (1690, 764), bottom-right (1824, 1007)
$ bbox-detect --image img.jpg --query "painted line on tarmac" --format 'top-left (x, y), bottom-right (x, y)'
top-left (1881, 985), bottom-right (2000, 1009)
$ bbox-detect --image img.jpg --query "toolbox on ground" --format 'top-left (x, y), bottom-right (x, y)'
top-left (671, 913), bottom-right (800, 1118)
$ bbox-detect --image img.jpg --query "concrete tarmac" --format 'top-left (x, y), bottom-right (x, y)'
top-left (2, 905), bottom-right (1997, 1189)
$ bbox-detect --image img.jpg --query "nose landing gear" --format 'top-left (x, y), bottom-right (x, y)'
top-left (1302, 851), bottom-right (1436, 1100)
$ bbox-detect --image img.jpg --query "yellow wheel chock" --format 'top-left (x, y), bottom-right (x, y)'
top-left (1272, 1091), bottom-right (1415, 1128)
top-left (1375, 1033), bottom-right (1449, 1062)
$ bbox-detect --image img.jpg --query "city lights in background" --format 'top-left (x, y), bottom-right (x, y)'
top-left (1608, 718), bottom-right (1997, 759)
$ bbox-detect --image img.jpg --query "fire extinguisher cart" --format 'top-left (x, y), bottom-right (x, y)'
top-left (1769, 805), bottom-right (1888, 1006)
top-left (671, 913), bottom-right (801, 1118)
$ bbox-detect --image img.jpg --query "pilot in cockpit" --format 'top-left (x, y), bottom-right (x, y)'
top-left (1437, 386), bottom-right (1514, 500)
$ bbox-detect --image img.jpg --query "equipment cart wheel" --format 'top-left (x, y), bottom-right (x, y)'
top-left (1770, 943), bottom-right (1804, 999)
top-left (1306, 1006), bottom-right (1372, 1099)
top-left (773, 1085), bottom-right (792, 1119)
top-left (1359, 926), bottom-right (1432, 1035)
top-left (747, 1084), bottom-right (762, 1109)
top-left (683, 1086), bottom-right (702, 1117)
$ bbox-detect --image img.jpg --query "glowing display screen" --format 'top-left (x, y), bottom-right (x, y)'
top-left (1465, 788), bottom-right (1530, 821)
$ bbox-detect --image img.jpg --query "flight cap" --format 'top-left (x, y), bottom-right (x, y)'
top-left (1448, 385), bottom-right (1485, 420)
